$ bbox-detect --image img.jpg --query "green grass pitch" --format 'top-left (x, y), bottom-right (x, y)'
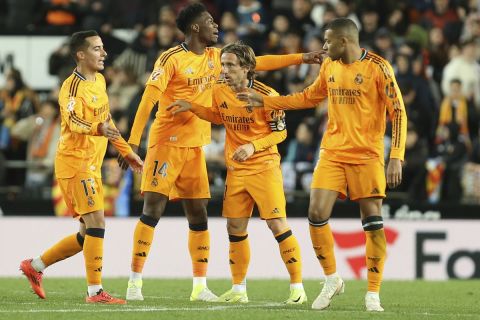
top-left (0, 278), bottom-right (478, 320)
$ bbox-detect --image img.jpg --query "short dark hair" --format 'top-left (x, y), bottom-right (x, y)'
top-left (176, 3), bottom-right (207, 34)
top-left (450, 78), bottom-right (462, 86)
top-left (69, 30), bottom-right (99, 61)
top-left (326, 18), bottom-right (359, 40)
top-left (221, 41), bottom-right (256, 80)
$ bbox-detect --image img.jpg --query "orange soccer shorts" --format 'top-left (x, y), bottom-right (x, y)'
top-left (222, 166), bottom-right (286, 219)
top-left (141, 144), bottom-right (210, 199)
top-left (311, 156), bottom-right (386, 201)
top-left (57, 172), bottom-right (104, 216)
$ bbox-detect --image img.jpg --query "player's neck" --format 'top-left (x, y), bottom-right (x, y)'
top-left (184, 37), bottom-right (207, 55)
top-left (76, 65), bottom-right (96, 81)
top-left (229, 78), bottom-right (249, 93)
top-left (341, 46), bottom-right (363, 64)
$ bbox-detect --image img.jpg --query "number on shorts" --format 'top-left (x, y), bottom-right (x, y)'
top-left (153, 160), bottom-right (168, 177)
top-left (80, 178), bottom-right (96, 196)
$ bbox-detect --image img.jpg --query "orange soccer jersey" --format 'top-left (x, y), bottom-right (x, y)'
top-left (264, 49), bottom-right (407, 164)
top-left (55, 70), bottom-right (132, 179)
top-left (128, 43), bottom-right (303, 149)
top-left (190, 79), bottom-right (287, 176)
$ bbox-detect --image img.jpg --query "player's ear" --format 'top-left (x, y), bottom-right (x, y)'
top-left (192, 23), bottom-right (200, 33)
top-left (77, 51), bottom-right (85, 61)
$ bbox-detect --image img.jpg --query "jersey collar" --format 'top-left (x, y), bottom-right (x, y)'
top-left (180, 42), bottom-right (189, 52)
top-left (359, 48), bottom-right (368, 61)
top-left (73, 69), bottom-right (87, 81)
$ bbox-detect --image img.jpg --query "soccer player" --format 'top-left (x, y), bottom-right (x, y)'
top-left (167, 41), bottom-right (307, 305)
top-left (20, 30), bottom-right (143, 304)
top-left (238, 18), bottom-right (407, 312)
top-left (117, 3), bottom-right (322, 302)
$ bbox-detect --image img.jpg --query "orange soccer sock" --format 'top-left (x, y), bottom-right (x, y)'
top-left (83, 228), bottom-right (104, 285)
top-left (275, 229), bottom-right (302, 284)
top-left (188, 223), bottom-right (210, 277)
top-left (309, 219), bottom-right (337, 275)
top-left (40, 232), bottom-right (84, 267)
top-left (363, 216), bottom-right (386, 292)
top-left (131, 215), bottom-right (158, 273)
top-left (228, 233), bottom-right (250, 285)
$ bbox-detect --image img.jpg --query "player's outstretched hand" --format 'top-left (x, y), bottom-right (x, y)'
top-left (236, 89), bottom-right (264, 108)
top-left (98, 114), bottom-right (120, 141)
top-left (166, 100), bottom-right (192, 115)
top-left (118, 144), bottom-right (139, 170)
top-left (302, 50), bottom-right (327, 64)
top-left (386, 158), bottom-right (402, 188)
top-left (124, 152), bottom-right (143, 174)
top-left (232, 143), bottom-right (255, 162)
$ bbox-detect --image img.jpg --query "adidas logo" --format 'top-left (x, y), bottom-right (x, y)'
top-left (286, 257), bottom-right (298, 264)
top-left (328, 75), bottom-right (335, 83)
top-left (368, 267), bottom-right (380, 273)
top-left (94, 267), bottom-right (102, 272)
top-left (371, 187), bottom-right (380, 194)
top-left (197, 258), bottom-right (208, 263)
top-left (229, 259), bottom-right (235, 265)
top-left (135, 252), bottom-right (147, 257)
top-left (271, 208), bottom-right (280, 214)
top-left (317, 254), bottom-right (326, 260)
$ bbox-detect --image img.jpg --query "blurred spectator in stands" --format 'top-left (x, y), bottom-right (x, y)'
top-left (395, 54), bottom-right (435, 146)
top-left (158, 4), bottom-right (177, 26)
top-left (426, 27), bottom-right (450, 86)
top-left (204, 125), bottom-right (226, 189)
top-left (108, 67), bottom-right (141, 111)
top-left (3, 0), bottom-right (42, 33)
top-left (290, 0), bottom-right (315, 38)
top-left (438, 79), bottom-right (473, 144)
top-left (397, 121), bottom-right (429, 200)
top-left (334, 0), bottom-right (361, 29)
top-left (373, 28), bottom-right (395, 62)
top-left (81, 0), bottom-right (110, 30)
top-left (359, 7), bottom-right (379, 49)
top-left (41, 0), bottom-right (86, 34)
top-left (48, 41), bottom-right (76, 84)
top-left (219, 11), bottom-right (239, 44)
top-left (460, 11), bottom-right (480, 42)
top-left (282, 117), bottom-right (317, 194)
top-left (267, 14), bottom-right (290, 52)
top-left (0, 68), bottom-right (38, 152)
top-left (10, 99), bottom-right (60, 198)
top-left (310, 2), bottom-right (337, 28)
top-left (385, 2), bottom-right (410, 38)
top-left (441, 39), bottom-right (480, 110)
top-left (435, 122), bottom-right (468, 202)
top-left (236, 0), bottom-right (267, 51)
top-left (422, 0), bottom-right (462, 43)
top-left (97, 23), bottom-right (128, 66)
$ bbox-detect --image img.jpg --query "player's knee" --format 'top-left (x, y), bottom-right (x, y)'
top-left (143, 196), bottom-right (167, 219)
top-left (266, 218), bottom-right (288, 235)
top-left (308, 204), bottom-right (330, 221)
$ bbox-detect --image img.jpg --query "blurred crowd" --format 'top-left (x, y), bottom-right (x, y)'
top-left (1, 0), bottom-right (480, 214)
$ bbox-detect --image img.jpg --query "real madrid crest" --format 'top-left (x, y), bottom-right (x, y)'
top-left (208, 60), bottom-right (214, 69)
top-left (354, 73), bottom-right (363, 85)
top-left (87, 196), bottom-right (95, 207)
top-left (151, 177), bottom-right (158, 187)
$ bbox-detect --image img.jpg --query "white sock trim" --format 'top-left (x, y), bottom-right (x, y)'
top-left (193, 277), bottom-right (206, 287)
top-left (88, 284), bottom-right (103, 297)
top-left (232, 284), bottom-right (246, 293)
top-left (31, 256), bottom-right (46, 272)
top-left (325, 272), bottom-right (339, 279)
top-left (290, 283), bottom-right (304, 290)
top-left (130, 272), bottom-right (142, 281)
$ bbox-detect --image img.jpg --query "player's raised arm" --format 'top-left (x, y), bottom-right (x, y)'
top-left (255, 51), bottom-right (325, 71)
top-left (167, 100), bottom-right (223, 125)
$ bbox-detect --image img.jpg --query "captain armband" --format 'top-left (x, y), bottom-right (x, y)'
top-left (268, 117), bottom-right (286, 131)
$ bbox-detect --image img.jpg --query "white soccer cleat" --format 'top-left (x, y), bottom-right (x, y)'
top-left (126, 279), bottom-right (144, 301)
top-left (190, 285), bottom-right (218, 302)
top-left (365, 292), bottom-right (384, 312)
top-left (311, 275), bottom-right (345, 310)
top-left (215, 289), bottom-right (248, 303)
top-left (285, 287), bottom-right (308, 305)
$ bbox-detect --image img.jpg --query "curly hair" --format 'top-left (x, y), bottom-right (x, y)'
top-left (176, 3), bottom-right (207, 34)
